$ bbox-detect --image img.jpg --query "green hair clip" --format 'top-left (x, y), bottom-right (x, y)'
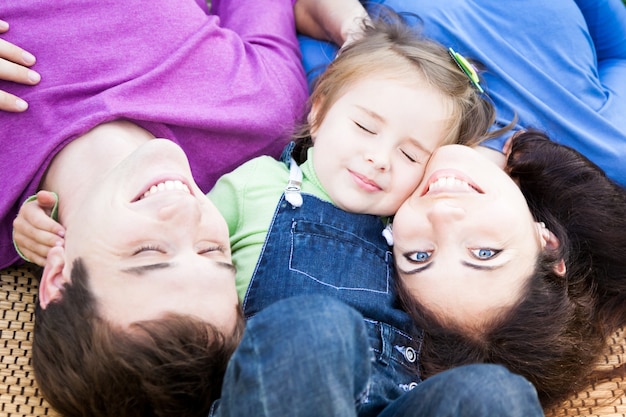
top-left (449, 47), bottom-right (484, 93)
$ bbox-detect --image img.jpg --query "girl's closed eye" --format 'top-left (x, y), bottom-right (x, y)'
top-left (354, 120), bottom-right (376, 134)
top-left (400, 149), bottom-right (417, 163)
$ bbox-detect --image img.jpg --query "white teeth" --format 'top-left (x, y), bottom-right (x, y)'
top-left (428, 176), bottom-right (474, 193)
top-left (141, 180), bottom-right (190, 200)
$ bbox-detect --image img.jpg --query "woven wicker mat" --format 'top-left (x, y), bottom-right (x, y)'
top-left (1, 265), bottom-right (625, 417)
top-left (0, 265), bottom-right (58, 417)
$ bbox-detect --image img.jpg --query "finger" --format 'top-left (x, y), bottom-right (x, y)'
top-left (0, 39), bottom-right (41, 97)
top-left (19, 245), bottom-right (47, 267)
top-left (18, 239), bottom-right (51, 267)
top-left (0, 20), bottom-right (8, 34)
top-left (36, 190), bottom-right (60, 210)
top-left (24, 212), bottom-right (65, 239)
top-left (0, 37), bottom-right (37, 67)
top-left (0, 63), bottom-right (41, 84)
top-left (13, 224), bottom-right (58, 250)
top-left (13, 222), bottom-right (63, 266)
top-left (0, 90), bottom-right (28, 112)
top-left (14, 205), bottom-right (64, 251)
top-left (14, 211), bottom-right (63, 244)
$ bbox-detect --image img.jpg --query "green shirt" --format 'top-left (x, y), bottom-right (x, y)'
top-left (208, 149), bottom-right (331, 300)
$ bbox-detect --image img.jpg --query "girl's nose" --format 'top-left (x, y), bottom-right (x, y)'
top-left (366, 149), bottom-right (391, 171)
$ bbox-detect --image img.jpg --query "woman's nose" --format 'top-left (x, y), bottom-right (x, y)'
top-left (426, 200), bottom-right (465, 224)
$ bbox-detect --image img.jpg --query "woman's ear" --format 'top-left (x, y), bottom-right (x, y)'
top-left (536, 222), bottom-right (567, 276)
top-left (39, 246), bottom-right (70, 308)
top-left (553, 259), bottom-right (567, 277)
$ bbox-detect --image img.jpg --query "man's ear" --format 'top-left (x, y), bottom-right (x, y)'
top-left (39, 246), bottom-right (70, 309)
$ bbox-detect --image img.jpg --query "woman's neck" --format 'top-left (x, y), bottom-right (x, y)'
top-left (42, 121), bottom-right (154, 223)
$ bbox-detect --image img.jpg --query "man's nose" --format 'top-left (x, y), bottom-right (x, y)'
top-left (157, 198), bottom-right (201, 224)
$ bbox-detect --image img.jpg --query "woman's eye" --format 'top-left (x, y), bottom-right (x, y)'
top-left (405, 251), bottom-right (432, 263)
top-left (354, 121), bottom-right (375, 134)
top-left (133, 245), bottom-right (165, 255)
top-left (470, 248), bottom-right (502, 260)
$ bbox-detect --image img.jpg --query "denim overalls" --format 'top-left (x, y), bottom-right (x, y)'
top-left (242, 159), bottom-right (423, 416)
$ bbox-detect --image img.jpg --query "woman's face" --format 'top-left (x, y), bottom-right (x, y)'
top-left (63, 139), bottom-right (239, 334)
top-left (392, 145), bottom-right (548, 329)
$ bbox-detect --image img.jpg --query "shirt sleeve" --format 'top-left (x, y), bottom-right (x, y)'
top-left (208, 167), bottom-right (250, 240)
top-left (574, 0), bottom-right (626, 62)
top-left (210, 0), bottom-right (307, 114)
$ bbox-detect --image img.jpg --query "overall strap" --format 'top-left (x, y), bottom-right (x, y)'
top-left (284, 157), bottom-right (303, 208)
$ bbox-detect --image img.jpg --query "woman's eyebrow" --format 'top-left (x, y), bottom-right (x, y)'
top-left (397, 262), bottom-right (434, 275)
top-left (399, 259), bottom-right (508, 275)
top-left (461, 261), bottom-right (506, 271)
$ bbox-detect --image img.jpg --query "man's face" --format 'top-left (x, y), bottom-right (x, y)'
top-left (63, 139), bottom-right (239, 334)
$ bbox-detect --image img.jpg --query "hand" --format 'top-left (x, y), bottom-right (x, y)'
top-left (13, 191), bottom-right (65, 267)
top-left (294, 0), bottom-right (369, 47)
top-left (0, 19), bottom-right (41, 112)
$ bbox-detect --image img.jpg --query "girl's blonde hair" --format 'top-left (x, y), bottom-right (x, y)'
top-left (293, 8), bottom-right (510, 162)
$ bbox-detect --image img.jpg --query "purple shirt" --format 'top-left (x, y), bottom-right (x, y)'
top-left (0, 0), bottom-right (308, 268)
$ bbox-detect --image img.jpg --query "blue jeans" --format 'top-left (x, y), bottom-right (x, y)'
top-left (242, 193), bottom-right (422, 413)
top-left (212, 296), bottom-right (543, 417)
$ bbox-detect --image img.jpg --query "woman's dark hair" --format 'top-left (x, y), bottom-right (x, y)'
top-left (32, 258), bottom-right (244, 417)
top-left (398, 130), bottom-right (626, 408)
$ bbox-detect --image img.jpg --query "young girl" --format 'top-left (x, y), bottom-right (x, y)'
top-left (392, 130), bottom-right (626, 409)
top-left (207, 11), bottom-right (506, 414)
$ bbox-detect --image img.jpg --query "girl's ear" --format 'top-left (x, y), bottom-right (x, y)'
top-left (308, 97), bottom-right (322, 140)
top-left (536, 222), bottom-right (567, 276)
top-left (39, 246), bottom-right (71, 308)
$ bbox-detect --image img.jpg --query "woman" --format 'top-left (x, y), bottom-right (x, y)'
top-left (392, 130), bottom-right (626, 408)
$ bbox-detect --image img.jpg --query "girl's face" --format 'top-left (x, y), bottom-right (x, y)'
top-left (311, 74), bottom-right (453, 216)
top-left (392, 145), bottom-right (552, 329)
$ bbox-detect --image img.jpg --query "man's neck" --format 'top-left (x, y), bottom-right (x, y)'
top-left (42, 121), bottom-right (154, 224)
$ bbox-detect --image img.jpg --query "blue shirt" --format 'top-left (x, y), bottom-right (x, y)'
top-left (300, 0), bottom-right (626, 186)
